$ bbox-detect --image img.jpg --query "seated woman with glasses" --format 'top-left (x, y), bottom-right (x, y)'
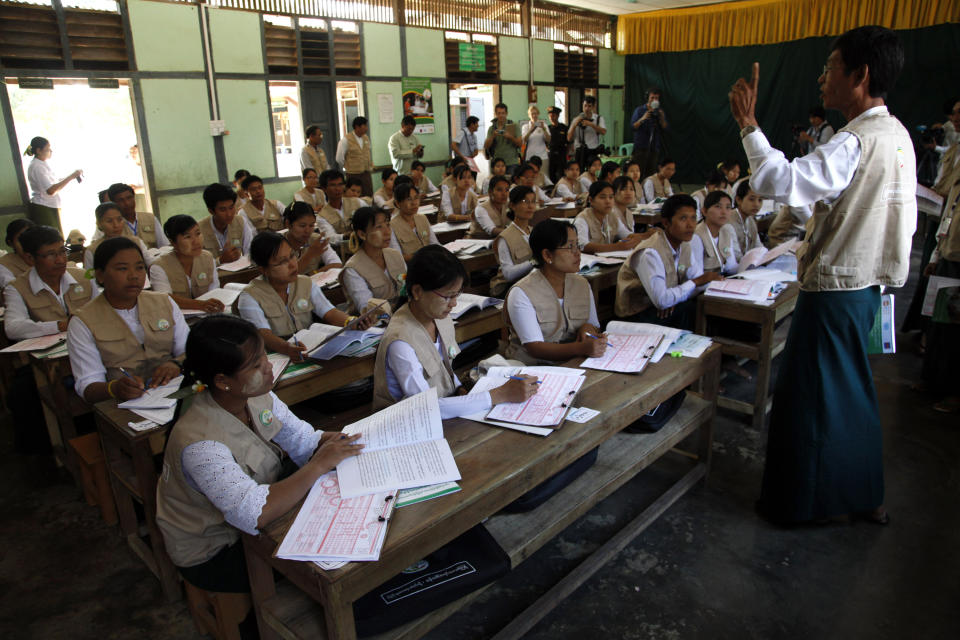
top-left (504, 219), bottom-right (607, 364)
top-left (237, 232), bottom-right (366, 363)
top-left (373, 245), bottom-right (537, 419)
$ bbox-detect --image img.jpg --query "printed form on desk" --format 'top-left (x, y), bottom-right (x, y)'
top-left (466, 366), bottom-right (585, 429)
top-left (337, 388), bottom-right (461, 499)
top-left (580, 333), bottom-right (666, 374)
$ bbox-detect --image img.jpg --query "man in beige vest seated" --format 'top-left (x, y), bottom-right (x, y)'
top-left (300, 125), bottom-right (328, 175)
top-left (200, 183), bottom-right (254, 264)
top-left (336, 116), bottom-right (375, 197)
top-left (318, 169), bottom-right (364, 248)
top-left (731, 26), bottom-right (915, 525)
top-left (239, 175), bottom-right (285, 232)
top-left (88, 182), bottom-right (168, 249)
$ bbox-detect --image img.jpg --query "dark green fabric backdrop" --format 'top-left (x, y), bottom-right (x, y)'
top-left (623, 23), bottom-right (960, 184)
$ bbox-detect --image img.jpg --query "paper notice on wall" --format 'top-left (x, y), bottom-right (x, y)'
top-left (377, 93), bottom-right (394, 124)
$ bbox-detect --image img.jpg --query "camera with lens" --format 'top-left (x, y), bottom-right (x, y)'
top-left (790, 124), bottom-right (805, 139)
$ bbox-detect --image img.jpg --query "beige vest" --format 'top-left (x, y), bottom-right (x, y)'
top-left (505, 269), bottom-right (591, 365)
top-left (766, 206), bottom-right (805, 249)
top-left (615, 231), bottom-right (692, 317)
top-left (339, 248), bottom-right (406, 314)
top-left (319, 198), bottom-right (362, 235)
top-left (442, 189), bottom-right (479, 223)
top-left (295, 187), bottom-right (325, 210)
top-left (155, 250), bottom-right (216, 298)
top-left (933, 144), bottom-right (960, 197)
top-left (695, 222), bottom-right (737, 272)
top-left (415, 175), bottom-right (434, 195)
top-left (9, 267), bottom-right (95, 322)
top-left (156, 392), bottom-right (281, 567)
top-left (0, 252), bottom-right (29, 280)
top-left (242, 276), bottom-right (314, 338)
top-left (612, 203), bottom-right (634, 233)
top-left (343, 133), bottom-right (373, 174)
top-left (285, 231), bottom-right (329, 274)
top-left (73, 291), bottom-right (177, 381)
top-left (576, 208), bottom-right (618, 245)
top-left (468, 201), bottom-right (509, 239)
top-left (199, 216), bottom-right (244, 260)
top-left (373, 186), bottom-right (394, 210)
top-left (130, 212), bottom-right (161, 249)
top-left (391, 214), bottom-right (432, 256)
top-left (303, 144), bottom-right (328, 174)
top-left (490, 224), bottom-right (532, 296)
top-left (552, 177), bottom-right (582, 198)
top-left (936, 182), bottom-right (960, 261)
top-left (373, 304), bottom-right (460, 410)
top-left (648, 174), bottom-right (671, 199)
top-left (242, 200), bottom-right (284, 232)
top-left (796, 110), bottom-right (916, 291)
top-left (440, 175), bottom-right (457, 193)
top-left (728, 209), bottom-right (749, 254)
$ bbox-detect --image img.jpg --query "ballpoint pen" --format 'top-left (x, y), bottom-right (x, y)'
top-left (585, 332), bottom-right (614, 347)
top-left (509, 375), bottom-right (542, 384)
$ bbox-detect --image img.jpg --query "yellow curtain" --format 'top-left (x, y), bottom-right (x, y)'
top-left (617, 0), bottom-right (960, 54)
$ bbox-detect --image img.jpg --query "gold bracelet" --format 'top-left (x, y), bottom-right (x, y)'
top-left (344, 315), bottom-right (356, 327)
top-left (106, 379), bottom-right (116, 399)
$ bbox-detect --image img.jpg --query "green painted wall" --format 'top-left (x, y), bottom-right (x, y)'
top-left (209, 8), bottom-right (263, 73)
top-left (501, 84), bottom-right (529, 117)
top-left (363, 23), bottom-right (402, 77)
top-left (535, 85), bottom-right (555, 120)
top-left (0, 105), bottom-right (21, 208)
top-left (365, 80), bottom-right (403, 168)
top-left (216, 79), bottom-right (275, 179)
top-left (599, 88), bottom-right (625, 148)
top-left (267, 178), bottom-right (301, 206)
top-left (127, 0), bottom-right (204, 72)
top-left (139, 79), bottom-right (218, 191)
top-left (421, 81), bottom-right (450, 166)
top-left (500, 36), bottom-right (529, 82)
top-left (405, 27), bottom-right (446, 78)
top-left (158, 190), bottom-right (207, 221)
top-left (533, 40), bottom-right (554, 84)
top-left (599, 48), bottom-right (626, 87)
top-left (611, 51), bottom-right (625, 86)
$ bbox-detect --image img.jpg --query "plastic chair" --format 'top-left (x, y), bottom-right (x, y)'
top-left (618, 143), bottom-right (634, 157)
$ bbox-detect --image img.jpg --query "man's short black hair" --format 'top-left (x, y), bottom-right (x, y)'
top-left (831, 26), bottom-right (904, 100)
top-left (466, 115), bottom-right (480, 126)
top-left (305, 125), bottom-right (321, 137)
top-left (106, 183), bottom-right (134, 201)
top-left (352, 116), bottom-right (368, 129)
top-left (494, 103), bottom-right (508, 112)
top-left (809, 106), bottom-right (826, 120)
top-left (240, 175), bottom-right (263, 190)
top-left (401, 115), bottom-right (416, 127)
top-left (19, 225), bottom-right (63, 256)
top-left (202, 183), bottom-right (237, 211)
top-left (583, 96), bottom-right (597, 106)
top-left (661, 194), bottom-right (697, 221)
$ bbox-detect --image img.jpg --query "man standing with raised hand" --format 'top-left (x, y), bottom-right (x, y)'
top-left (729, 26), bottom-right (915, 526)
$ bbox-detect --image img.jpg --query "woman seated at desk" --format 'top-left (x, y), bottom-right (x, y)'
top-left (156, 315), bottom-right (363, 593)
top-left (504, 219), bottom-right (606, 364)
top-left (468, 175), bottom-right (511, 239)
top-left (84, 202), bottom-right (153, 270)
top-left (150, 214), bottom-right (224, 314)
top-left (340, 207), bottom-right (406, 316)
top-left (282, 201), bottom-right (341, 275)
top-left (373, 245), bottom-right (536, 418)
top-left (0, 218), bottom-right (35, 291)
top-left (373, 168), bottom-right (397, 211)
top-left (237, 232), bottom-right (362, 362)
top-left (574, 181), bottom-right (643, 254)
top-left (489, 185), bottom-right (536, 297)
top-left (4, 225), bottom-right (97, 340)
top-left (552, 160), bottom-right (584, 202)
top-left (611, 175), bottom-right (638, 233)
top-left (439, 164), bottom-right (478, 223)
top-left (389, 181), bottom-right (438, 261)
top-left (293, 167), bottom-right (325, 212)
top-left (614, 194), bottom-right (721, 329)
top-left (68, 237), bottom-right (188, 403)
top-left (694, 191), bottom-right (739, 275)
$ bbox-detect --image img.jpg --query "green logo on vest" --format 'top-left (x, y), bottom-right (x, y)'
top-left (260, 409), bottom-right (274, 426)
top-left (198, 272), bottom-right (207, 281)
top-left (296, 298), bottom-right (309, 310)
top-left (73, 284), bottom-right (84, 294)
top-left (157, 318), bottom-right (170, 331)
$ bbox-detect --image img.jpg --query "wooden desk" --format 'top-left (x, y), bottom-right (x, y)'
top-left (218, 266), bottom-right (260, 286)
top-left (29, 350), bottom-right (91, 476)
top-left (695, 282), bottom-right (799, 430)
top-left (243, 346), bottom-right (722, 640)
top-left (582, 263), bottom-right (621, 322)
top-left (458, 250), bottom-right (498, 276)
top-left (433, 226), bottom-right (468, 245)
top-left (453, 305), bottom-right (504, 343)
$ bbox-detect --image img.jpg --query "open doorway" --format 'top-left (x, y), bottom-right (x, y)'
top-left (449, 83), bottom-right (498, 180)
top-left (336, 81), bottom-right (363, 143)
top-left (8, 78), bottom-right (146, 241)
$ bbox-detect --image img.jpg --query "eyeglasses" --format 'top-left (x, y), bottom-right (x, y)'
top-left (36, 247), bottom-right (68, 261)
top-left (268, 254), bottom-right (297, 268)
top-left (429, 289), bottom-right (462, 303)
top-left (556, 243), bottom-right (580, 253)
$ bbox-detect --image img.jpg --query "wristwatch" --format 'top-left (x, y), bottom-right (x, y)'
top-left (739, 125), bottom-right (760, 139)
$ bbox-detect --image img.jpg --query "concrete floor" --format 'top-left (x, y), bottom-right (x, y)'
top-left (0, 241), bottom-right (957, 640)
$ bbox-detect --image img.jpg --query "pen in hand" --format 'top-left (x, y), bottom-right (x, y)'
top-left (118, 367), bottom-right (145, 390)
top-left (585, 332), bottom-right (614, 348)
top-left (509, 375), bottom-right (542, 384)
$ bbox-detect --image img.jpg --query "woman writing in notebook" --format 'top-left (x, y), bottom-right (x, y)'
top-left (84, 202), bottom-right (153, 270)
top-left (489, 185), bottom-right (536, 297)
top-left (373, 245), bottom-right (537, 418)
top-left (156, 315), bottom-right (363, 593)
top-left (340, 207), bottom-right (407, 316)
top-left (504, 219), bottom-right (606, 364)
top-left (574, 181), bottom-right (643, 254)
top-left (438, 164), bottom-right (478, 223)
top-left (283, 201), bottom-right (341, 275)
top-left (67, 237), bottom-right (188, 403)
top-left (149, 214), bottom-right (224, 314)
top-left (389, 182), bottom-right (438, 261)
top-left (237, 232), bottom-right (365, 362)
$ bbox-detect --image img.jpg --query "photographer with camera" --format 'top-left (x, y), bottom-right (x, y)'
top-left (798, 106), bottom-right (835, 154)
top-left (630, 88), bottom-right (668, 178)
top-left (484, 103), bottom-right (522, 174)
top-left (567, 96), bottom-right (607, 172)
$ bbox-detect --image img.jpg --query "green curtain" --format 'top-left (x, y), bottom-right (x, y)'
top-left (623, 23), bottom-right (960, 184)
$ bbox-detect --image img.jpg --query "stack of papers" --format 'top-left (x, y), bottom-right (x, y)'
top-left (117, 375), bottom-right (184, 425)
top-left (579, 254), bottom-right (624, 272)
top-left (605, 321), bottom-right (711, 362)
top-left (181, 285), bottom-right (245, 317)
top-left (734, 267), bottom-right (797, 282)
top-left (291, 323), bottom-right (384, 359)
top-left (595, 248), bottom-right (634, 260)
top-left (217, 255), bottom-right (253, 272)
top-left (418, 203), bottom-right (439, 215)
top-left (444, 238), bottom-right (493, 255)
top-left (554, 202), bottom-right (577, 210)
top-left (921, 275), bottom-right (960, 316)
top-left (275, 471), bottom-right (395, 562)
top-left (431, 221), bottom-right (471, 233)
top-left (580, 332), bottom-right (666, 374)
top-left (704, 278), bottom-right (784, 303)
top-left (737, 239), bottom-right (802, 273)
top-left (464, 366), bottom-right (586, 435)
top-left (337, 388), bottom-right (460, 498)
top-left (0, 332), bottom-right (66, 353)
top-left (267, 352), bottom-right (291, 385)
top-left (310, 268), bottom-right (342, 289)
top-left (450, 293), bottom-right (502, 320)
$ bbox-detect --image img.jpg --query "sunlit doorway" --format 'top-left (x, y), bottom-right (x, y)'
top-left (7, 78), bottom-right (146, 241)
top-left (449, 83), bottom-right (498, 181)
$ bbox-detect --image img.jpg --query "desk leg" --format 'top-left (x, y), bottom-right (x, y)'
top-left (31, 364), bottom-right (70, 471)
top-left (131, 441), bottom-right (181, 602)
top-left (322, 585), bottom-right (357, 640)
top-left (753, 315), bottom-right (775, 431)
top-left (698, 349), bottom-right (721, 483)
top-left (243, 538), bottom-right (282, 640)
top-left (96, 422), bottom-right (139, 538)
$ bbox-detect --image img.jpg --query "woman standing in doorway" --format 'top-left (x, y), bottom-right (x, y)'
top-left (24, 136), bottom-right (82, 233)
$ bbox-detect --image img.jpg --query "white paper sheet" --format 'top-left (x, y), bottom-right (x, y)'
top-left (921, 275), bottom-right (960, 317)
top-left (580, 333), bottom-right (665, 373)
top-left (217, 255), bottom-right (253, 272)
top-left (310, 268), bottom-right (342, 289)
top-left (268, 352), bottom-right (291, 385)
top-left (450, 293), bottom-right (501, 319)
top-left (418, 204), bottom-right (439, 214)
top-left (0, 332), bottom-right (66, 353)
top-left (604, 321), bottom-right (685, 363)
top-left (565, 407), bottom-right (601, 424)
top-left (484, 372), bottom-right (584, 427)
top-left (431, 221), bottom-right (472, 233)
top-left (118, 375), bottom-right (184, 410)
top-left (342, 387), bottom-right (443, 451)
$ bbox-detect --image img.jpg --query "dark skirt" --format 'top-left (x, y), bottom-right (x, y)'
top-left (922, 258), bottom-right (960, 395)
top-left (178, 541), bottom-right (249, 593)
top-left (27, 203), bottom-right (62, 234)
top-left (758, 286), bottom-right (884, 523)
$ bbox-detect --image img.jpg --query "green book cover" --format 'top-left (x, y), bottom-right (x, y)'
top-left (867, 293), bottom-right (895, 355)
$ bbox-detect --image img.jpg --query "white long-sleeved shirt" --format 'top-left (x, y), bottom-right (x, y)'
top-left (522, 120), bottom-right (550, 160)
top-left (629, 235), bottom-right (705, 310)
top-left (180, 392), bottom-right (323, 535)
top-left (67, 300), bottom-right (189, 397)
top-left (505, 286), bottom-right (600, 344)
top-left (472, 204), bottom-right (506, 236)
top-left (3, 268), bottom-right (100, 340)
top-left (84, 235), bottom-right (155, 270)
top-left (495, 223), bottom-right (534, 284)
top-left (28, 157), bottom-right (61, 208)
top-left (340, 264), bottom-right (390, 314)
top-left (574, 213), bottom-right (631, 250)
top-left (149, 260), bottom-right (222, 296)
top-left (384, 338), bottom-right (492, 419)
top-left (236, 279), bottom-right (336, 332)
top-left (388, 131), bottom-right (420, 174)
top-left (440, 189), bottom-right (474, 219)
top-left (642, 176), bottom-right (674, 204)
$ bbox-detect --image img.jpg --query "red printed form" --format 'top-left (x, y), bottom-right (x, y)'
top-left (275, 471), bottom-right (394, 562)
top-left (485, 373), bottom-right (584, 427)
top-left (580, 333), bottom-right (666, 374)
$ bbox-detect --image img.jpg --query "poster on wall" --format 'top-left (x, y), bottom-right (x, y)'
top-left (402, 77), bottom-right (434, 134)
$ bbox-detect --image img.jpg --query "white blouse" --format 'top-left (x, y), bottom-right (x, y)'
top-left (505, 285), bottom-right (599, 344)
top-left (522, 121), bottom-right (550, 160)
top-left (574, 214), bottom-right (631, 250)
top-left (495, 223), bottom-right (534, 283)
top-left (237, 280), bottom-right (336, 332)
top-left (340, 262), bottom-right (391, 314)
top-left (28, 157), bottom-right (60, 208)
top-left (3, 268), bottom-right (100, 340)
top-left (629, 236), bottom-right (705, 310)
top-left (84, 236), bottom-right (155, 270)
top-left (388, 224), bottom-right (439, 253)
